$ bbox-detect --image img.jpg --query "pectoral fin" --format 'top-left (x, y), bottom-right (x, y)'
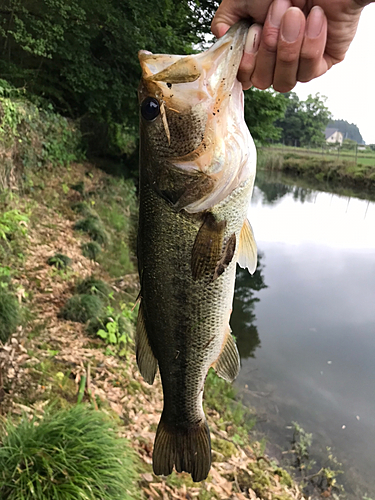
top-left (135, 302), bottom-right (158, 385)
top-left (213, 233), bottom-right (236, 280)
top-left (191, 213), bottom-right (226, 281)
top-left (237, 218), bottom-right (257, 274)
top-left (213, 327), bottom-right (240, 382)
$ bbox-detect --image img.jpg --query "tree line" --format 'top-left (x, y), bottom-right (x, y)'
top-left (0, 0), bottom-right (359, 158)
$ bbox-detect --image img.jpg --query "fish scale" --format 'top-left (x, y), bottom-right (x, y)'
top-left (136, 21), bottom-right (257, 482)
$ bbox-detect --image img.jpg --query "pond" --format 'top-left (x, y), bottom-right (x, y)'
top-left (231, 170), bottom-right (375, 499)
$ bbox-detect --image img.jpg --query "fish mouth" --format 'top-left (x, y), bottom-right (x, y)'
top-left (138, 21), bottom-right (250, 109)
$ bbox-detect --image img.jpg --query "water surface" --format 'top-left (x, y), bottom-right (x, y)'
top-left (232, 171), bottom-right (375, 498)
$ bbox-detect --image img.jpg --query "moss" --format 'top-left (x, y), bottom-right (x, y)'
top-left (75, 276), bottom-right (111, 299)
top-left (212, 438), bottom-right (237, 461)
top-left (81, 241), bottom-right (102, 261)
top-left (59, 294), bottom-right (104, 323)
top-left (0, 289), bottom-right (20, 343)
top-left (274, 467), bottom-right (293, 488)
top-left (74, 216), bottom-right (109, 245)
top-left (47, 253), bottom-right (72, 269)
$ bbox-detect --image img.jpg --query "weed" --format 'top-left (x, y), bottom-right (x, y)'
top-left (75, 276), bottom-right (111, 299)
top-left (0, 404), bottom-right (140, 499)
top-left (81, 241), bottom-right (102, 261)
top-left (0, 209), bottom-right (28, 241)
top-left (59, 294), bottom-right (104, 323)
top-left (47, 253), bottom-right (72, 269)
top-left (291, 421), bottom-right (312, 469)
top-left (74, 216), bottom-right (109, 245)
top-left (0, 289), bottom-right (20, 343)
top-left (71, 201), bottom-right (95, 217)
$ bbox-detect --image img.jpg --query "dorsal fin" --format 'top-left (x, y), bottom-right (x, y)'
top-left (135, 302), bottom-right (158, 385)
top-left (213, 326), bottom-right (240, 382)
top-left (237, 218), bottom-right (257, 274)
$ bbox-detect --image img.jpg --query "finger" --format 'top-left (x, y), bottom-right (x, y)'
top-left (273, 7), bottom-right (306, 92)
top-left (238, 24), bottom-right (262, 90)
top-left (297, 6), bottom-right (328, 82)
top-left (251, 0), bottom-right (293, 90)
top-left (211, 0), bottom-right (271, 38)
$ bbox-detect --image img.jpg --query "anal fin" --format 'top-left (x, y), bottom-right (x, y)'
top-left (191, 213), bottom-right (226, 281)
top-left (136, 302), bottom-right (158, 385)
top-left (237, 218), bottom-right (257, 274)
top-left (214, 327), bottom-right (240, 382)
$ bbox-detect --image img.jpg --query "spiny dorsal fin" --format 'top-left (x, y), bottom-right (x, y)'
top-left (153, 415), bottom-right (211, 482)
top-left (135, 302), bottom-right (158, 385)
top-left (191, 213), bottom-right (226, 281)
top-left (213, 232), bottom-right (236, 281)
top-left (237, 218), bottom-right (257, 274)
top-left (214, 327), bottom-right (240, 382)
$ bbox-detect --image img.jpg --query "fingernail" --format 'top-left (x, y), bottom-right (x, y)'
top-left (281, 7), bottom-right (302, 42)
top-left (306, 6), bottom-right (324, 38)
top-left (270, 0), bottom-right (291, 28)
top-left (244, 25), bottom-right (261, 54)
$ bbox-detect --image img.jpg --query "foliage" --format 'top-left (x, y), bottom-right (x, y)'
top-left (244, 88), bottom-right (287, 144)
top-left (81, 241), bottom-right (101, 261)
top-left (0, 288), bottom-right (20, 343)
top-left (291, 421), bottom-right (313, 469)
top-left (276, 92), bottom-right (332, 147)
top-left (0, 208), bottom-right (28, 241)
top-left (0, 405), bottom-right (140, 499)
top-left (74, 216), bottom-right (109, 245)
top-left (59, 294), bottom-right (104, 323)
top-left (75, 276), bottom-right (111, 299)
top-left (0, 81), bottom-right (82, 189)
top-left (47, 253), bottom-right (72, 269)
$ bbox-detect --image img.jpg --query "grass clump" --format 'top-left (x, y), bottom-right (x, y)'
top-left (74, 216), bottom-right (109, 245)
top-left (0, 404), bottom-right (140, 500)
top-left (47, 253), bottom-right (72, 270)
top-left (75, 275), bottom-right (111, 299)
top-left (59, 294), bottom-right (104, 323)
top-left (0, 289), bottom-right (20, 343)
top-left (81, 241), bottom-right (102, 261)
top-left (71, 201), bottom-right (95, 217)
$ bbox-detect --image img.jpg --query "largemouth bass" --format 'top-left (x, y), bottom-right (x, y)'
top-left (136, 21), bottom-right (257, 482)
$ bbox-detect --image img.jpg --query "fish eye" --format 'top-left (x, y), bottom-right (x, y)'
top-left (141, 97), bottom-right (160, 121)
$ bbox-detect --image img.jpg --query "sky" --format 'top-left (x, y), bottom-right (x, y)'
top-left (294, 3), bottom-right (375, 145)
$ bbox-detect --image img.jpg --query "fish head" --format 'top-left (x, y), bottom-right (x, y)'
top-left (138, 21), bottom-right (256, 212)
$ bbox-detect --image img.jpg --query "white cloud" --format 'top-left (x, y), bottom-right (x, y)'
top-left (294, 3), bottom-right (375, 145)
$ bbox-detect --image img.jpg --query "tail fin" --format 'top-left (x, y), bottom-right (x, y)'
top-left (153, 416), bottom-right (211, 482)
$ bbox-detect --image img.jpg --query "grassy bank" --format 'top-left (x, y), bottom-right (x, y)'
top-left (258, 146), bottom-right (375, 193)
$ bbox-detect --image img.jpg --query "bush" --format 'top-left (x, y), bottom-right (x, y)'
top-left (75, 276), bottom-right (111, 299)
top-left (59, 294), bottom-right (104, 323)
top-left (81, 242), bottom-right (102, 261)
top-left (71, 202), bottom-right (95, 217)
top-left (47, 253), bottom-right (72, 269)
top-left (0, 405), bottom-right (140, 500)
top-left (74, 216), bottom-right (109, 245)
top-left (0, 289), bottom-right (20, 343)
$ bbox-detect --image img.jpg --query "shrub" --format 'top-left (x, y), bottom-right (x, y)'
top-left (59, 294), bottom-right (104, 323)
top-left (81, 241), bottom-right (102, 261)
top-left (47, 253), bottom-right (72, 269)
top-left (74, 216), bottom-right (109, 245)
top-left (0, 405), bottom-right (140, 500)
top-left (75, 276), bottom-right (111, 299)
top-left (0, 289), bottom-right (20, 343)
top-left (71, 202), bottom-right (95, 217)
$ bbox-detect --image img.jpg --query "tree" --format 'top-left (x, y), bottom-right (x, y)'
top-left (244, 88), bottom-right (287, 144)
top-left (276, 92), bottom-right (331, 147)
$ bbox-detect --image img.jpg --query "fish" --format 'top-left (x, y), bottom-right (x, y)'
top-left (136, 21), bottom-right (257, 483)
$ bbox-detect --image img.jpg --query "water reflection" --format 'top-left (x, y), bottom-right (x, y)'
top-left (233, 171), bottom-right (375, 499)
top-left (231, 255), bottom-right (267, 359)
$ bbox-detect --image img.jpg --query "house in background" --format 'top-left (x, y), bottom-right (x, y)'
top-left (325, 128), bottom-right (344, 145)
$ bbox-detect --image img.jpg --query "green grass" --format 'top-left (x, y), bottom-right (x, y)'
top-left (74, 216), bottom-right (109, 245)
top-left (75, 276), bottom-right (111, 299)
top-left (47, 253), bottom-right (72, 270)
top-left (0, 405), bottom-right (140, 500)
top-left (81, 241), bottom-right (102, 261)
top-left (0, 288), bottom-right (20, 343)
top-left (59, 294), bottom-right (104, 323)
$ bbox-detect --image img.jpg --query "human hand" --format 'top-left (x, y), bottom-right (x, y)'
top-left (211, 0), bottom-right (372, 92)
